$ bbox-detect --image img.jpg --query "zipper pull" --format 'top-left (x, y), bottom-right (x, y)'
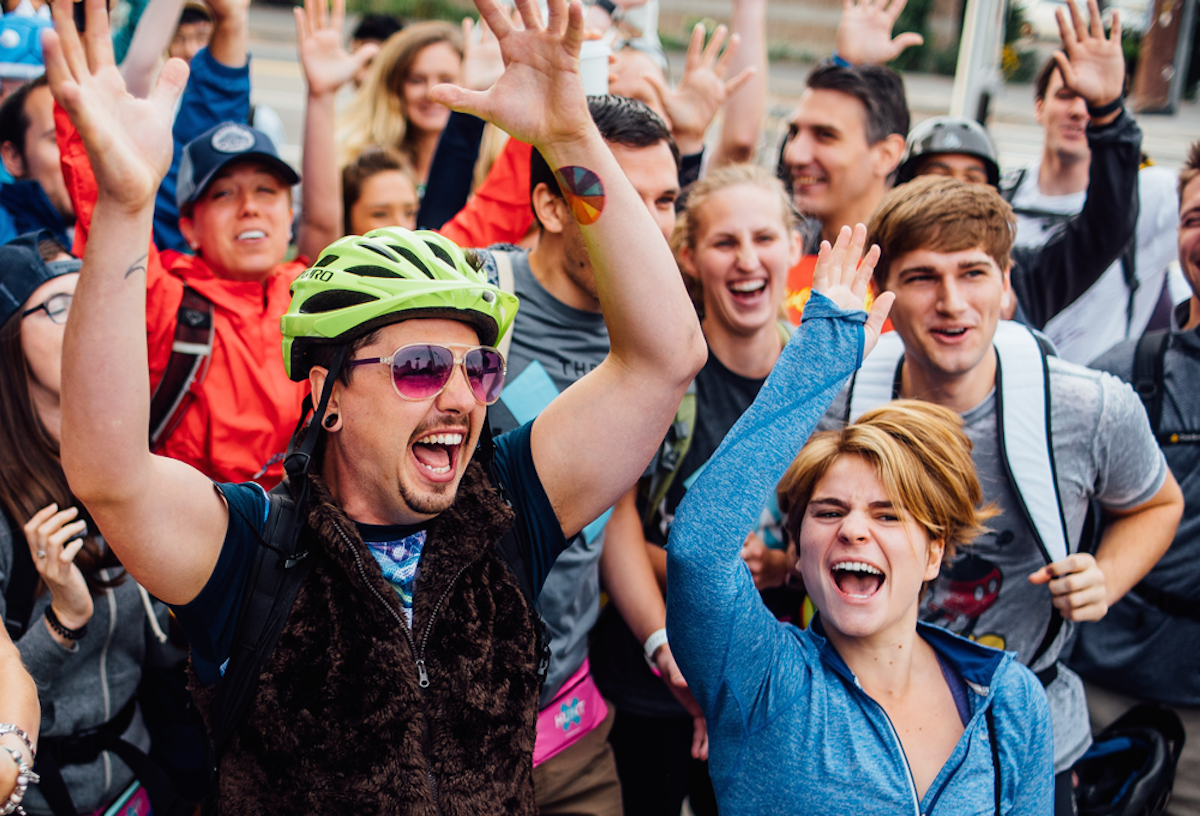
top-left (416, 658), bottom-right (430, 688)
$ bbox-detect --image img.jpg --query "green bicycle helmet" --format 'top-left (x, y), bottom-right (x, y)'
top-left (282, 227), bottom-right (519, 381)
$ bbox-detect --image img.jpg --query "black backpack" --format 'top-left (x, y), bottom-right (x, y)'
top-left (1075, 705), bottom-right (1186, 816)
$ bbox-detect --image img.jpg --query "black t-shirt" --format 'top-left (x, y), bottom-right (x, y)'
top-left (591, 347), bottom-right (800, 718)
top-left (177, 421), bottom-right (565, 685)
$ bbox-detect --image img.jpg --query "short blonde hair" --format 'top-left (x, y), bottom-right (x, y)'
top-left (671, 163), bottom-right (798, 315)
top-left (869, 175), bottom-right (1016, 291)
top-left (777, 400), bottom-right (996, 565)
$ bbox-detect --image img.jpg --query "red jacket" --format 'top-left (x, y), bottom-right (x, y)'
top-left (439, 137), bottom-right (534, 249)
top-left (56, 106), bottom-right (307, 486)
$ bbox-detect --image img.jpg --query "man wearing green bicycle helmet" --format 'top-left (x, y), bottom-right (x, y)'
top-left (50, 0), bottom-right (706, 810)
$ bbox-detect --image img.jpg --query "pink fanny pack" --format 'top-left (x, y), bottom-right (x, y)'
top-left (532, 658), bottom-right (608, 766)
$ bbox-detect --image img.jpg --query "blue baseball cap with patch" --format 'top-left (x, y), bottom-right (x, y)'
top-left (0, 230), bottom-right (81, 325)
top-left (176, 121), bottom-right (300, 210)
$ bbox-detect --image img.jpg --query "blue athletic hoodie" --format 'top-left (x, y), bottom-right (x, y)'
top-left (666, 293), bottom-right (1055, 814)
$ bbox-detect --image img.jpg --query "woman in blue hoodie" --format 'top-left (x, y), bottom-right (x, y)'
top-left (666, 225), bottom-right (1054, 815)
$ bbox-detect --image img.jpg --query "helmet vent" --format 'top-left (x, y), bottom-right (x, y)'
top-left (346, 264), bottom-right (402, 279)
top-left (361, 242), bottom-right (401, 263)
top-left (314, 254), bottom-right (339, 268)
top-left (300, 290), bottom-right (379, 314)
top-left (425, 241), bottom-right (456, 270)
top-left (392, 246), bottom-right (436, 280)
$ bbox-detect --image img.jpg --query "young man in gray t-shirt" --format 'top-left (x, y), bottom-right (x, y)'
top-left (818, 174), bottom-right (1182, 815)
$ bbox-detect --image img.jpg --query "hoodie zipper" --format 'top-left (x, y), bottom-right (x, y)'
top-left (861, 692), bottom-right (923, 816)
top-left (335, 520), bottom-right (477, 813)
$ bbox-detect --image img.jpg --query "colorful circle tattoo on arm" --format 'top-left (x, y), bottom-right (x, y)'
top-left (554, 166), bottom-right (605, 226)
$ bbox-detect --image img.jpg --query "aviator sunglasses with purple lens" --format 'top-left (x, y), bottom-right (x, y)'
top-left (345, 343), bottom-right (507, 405)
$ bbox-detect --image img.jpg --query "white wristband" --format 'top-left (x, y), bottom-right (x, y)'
top-left (643, 628), bottom-right (669, 664)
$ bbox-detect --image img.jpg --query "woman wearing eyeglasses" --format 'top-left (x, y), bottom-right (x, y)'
top-left (0, 231), bottom-right (178, 816)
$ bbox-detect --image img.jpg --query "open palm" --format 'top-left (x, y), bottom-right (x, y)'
top-left (1054, 0), bottom-right (1124, 106)
top-left (430, 0), bottom-right (592, 150)
top-left (811, 224), bottom-right (894, 358)
top-left (296, 0), bottom-right (376, 97)
top-left (43, 0), bottom-right (186, 211)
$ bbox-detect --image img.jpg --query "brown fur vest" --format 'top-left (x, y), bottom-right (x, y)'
top-left (191, 464), bottom-right (540, 815)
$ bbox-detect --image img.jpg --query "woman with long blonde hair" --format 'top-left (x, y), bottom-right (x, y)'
top-left (337, 21), bottom-right (463, 186)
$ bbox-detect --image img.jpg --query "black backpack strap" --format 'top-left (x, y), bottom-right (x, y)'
top-left (2, 509), bottom-right (38, 640)
top-left (1133, 329), bottom-right (1170, 436)
top-left (987, 706), bottom-right (1002, 816)
top-left (207, 482), bottom-right (310, 761)
top-left (149, 286), bottom-right (214, 449)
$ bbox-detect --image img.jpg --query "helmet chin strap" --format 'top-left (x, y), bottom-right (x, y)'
top-left (284, 345), bottom-right (349, 508)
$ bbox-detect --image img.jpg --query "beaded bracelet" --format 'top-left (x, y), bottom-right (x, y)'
top-left (44, 606), bottom-right (88, 641)
top-left (0, 739), bottom-right (39, 816)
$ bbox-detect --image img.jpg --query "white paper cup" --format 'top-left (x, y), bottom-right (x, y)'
top-left (579, 40), bottom-right (611, 97)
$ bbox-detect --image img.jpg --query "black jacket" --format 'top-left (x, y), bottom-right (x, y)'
top-left (1008, 109), bottom-right (1143, 330)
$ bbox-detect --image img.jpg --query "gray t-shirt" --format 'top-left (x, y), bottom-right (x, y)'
top-left (821, 356), bottom-right (1167, 770)
top-left (486, 250), bottom-right (611, 706)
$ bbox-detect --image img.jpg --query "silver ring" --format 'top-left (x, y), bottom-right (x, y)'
top-left (36, 551), bottom-right (46, 559)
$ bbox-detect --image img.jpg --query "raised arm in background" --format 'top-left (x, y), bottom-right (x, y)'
top-left (642, 22), bottom-right (753, 159)
top-left (119, 0), bottom-right (187, 98)
top-left (710, 0), bottom-right (767, 167)
top-left (1009, 0), bottom-right (1138, 328)
top-left (152, 0), bottom-right (251, 252)
top-left (431, 0), bottom-right (707, 539)
top-left (294, 0), bottom-right (378, 259)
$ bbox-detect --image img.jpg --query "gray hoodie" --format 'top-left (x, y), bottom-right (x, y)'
top-left (0, 511), bottom-right (173, 815)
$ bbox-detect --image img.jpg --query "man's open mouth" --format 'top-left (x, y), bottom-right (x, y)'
top-left (412, 431), bottom-right (464, 476)
top-left (831, 561), bottom-right (884, 599)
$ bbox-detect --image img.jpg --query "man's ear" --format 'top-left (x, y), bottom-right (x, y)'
top-left (0, 141), bottom-right (25, 179)
top-left (531, 182), bottom-right (568, 236)
top-left (873, 133), bottom-right (906, 180)
top-left (1000, 263), bottom-right (1016, 319)
top-left (788, 228), bottom-right (803, 268)
top-left (308, 366), bottom-right (343, 431)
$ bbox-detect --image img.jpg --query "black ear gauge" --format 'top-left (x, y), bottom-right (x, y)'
top-left (324, 413), bottom-right (339, 429)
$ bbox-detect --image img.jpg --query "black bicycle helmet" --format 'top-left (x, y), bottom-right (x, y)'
top-left (895, 116), bottom-right (1001, 188)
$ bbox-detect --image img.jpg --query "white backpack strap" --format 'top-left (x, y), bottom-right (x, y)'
top-left (993, 321), bottom-right (1070, 565)
top-left (847, 330), bottom-right (906, 423)
top-left (493, 250), bottom-right (516, 362)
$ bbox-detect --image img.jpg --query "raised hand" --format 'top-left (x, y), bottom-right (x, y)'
top-left (429, 0), bottom-right (592, 151)
top-left (23, 504), bottom-right (94, 634)
top-left (1054, 0), bottom-right (1124, 113)
top-left (834, 0), bottom-right (924, 65)
top-left (461, 14), bottom-right (507, 91)
top-left (42, 0), bottom-right (187, 212)
top-left (811, 224), bottom-right (894, 358)
top-left (296, 0), bottom-right (377, 97)
top-left (642, 23), bottom-right (755, 156)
